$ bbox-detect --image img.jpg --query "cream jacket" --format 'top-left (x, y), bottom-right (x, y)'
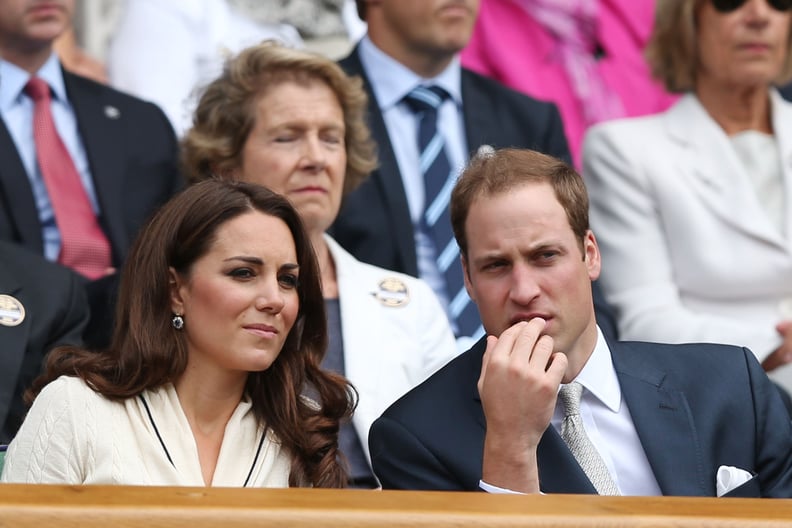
top-left (326, 235), bottom-right (459, 462)
top-left (584, 90), bottom-right (792, 364)
top-left (1, 376), bottom-right (291, 486)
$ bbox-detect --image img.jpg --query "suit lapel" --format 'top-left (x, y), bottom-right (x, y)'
top-left (537, 427), bottom-right (598, 494)
top-left (665, 94), bottom-right (786, 250)
top-left (63, 71), bottom-right (128, 264)
top-left (0, 261), bottom-right (31, 431)
top-left (461, 70), bottom-right (490, 154)
top-left (611, 341), bottom-right (708, 496)
top-left (0, 117), bottom-right (43, 250)
top-left (340, 48), bottom-right (418, 275)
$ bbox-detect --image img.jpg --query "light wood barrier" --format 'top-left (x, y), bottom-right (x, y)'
top-left (0, 485), bottom-right (790, 527)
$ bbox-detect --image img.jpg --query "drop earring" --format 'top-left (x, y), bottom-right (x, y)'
top-left (172, 314), bottom-right (184, 330)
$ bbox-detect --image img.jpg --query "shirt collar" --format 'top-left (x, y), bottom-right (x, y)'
top-left (570, 326), bottom-right (622, 413)
top-left (357, 35), bottom-right (462, 110)
top-left (0, 53), bottom-right (68, 111)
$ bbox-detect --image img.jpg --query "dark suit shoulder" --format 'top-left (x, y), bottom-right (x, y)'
top-left (382, 338), bottom-right (484, 421)
top-left (64, 70), bottom-right (169, 114)
top-left (460, 67), bottom-right (571, 163)
top-left (371, 339), bottom-right (487, 490)
top-left (462, 67), bottom-right (557, 112)
top-left (614, 340), bottom-right (751, 376)
top-left (63, 69), bottom-right (178, 147)
top-left (0, 241), bottom-right (80, 292)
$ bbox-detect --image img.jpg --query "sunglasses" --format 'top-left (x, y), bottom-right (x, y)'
top-left (712, 0), bottom-right (792, 12)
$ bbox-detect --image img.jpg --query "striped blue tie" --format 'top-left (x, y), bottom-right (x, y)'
top-left (404, 86), bottom-right (482, 338)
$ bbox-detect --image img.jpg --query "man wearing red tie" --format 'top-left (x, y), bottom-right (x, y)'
top-left (0, 0), bottom-right (182, 345)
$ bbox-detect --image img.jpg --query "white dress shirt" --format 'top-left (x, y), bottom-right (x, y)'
top-left (550, 327), bottom-right (661, 495)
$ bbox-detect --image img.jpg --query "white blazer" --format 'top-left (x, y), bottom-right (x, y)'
top-left (583, 90), bottom-right (792, 364)
top-left (326, 235), bottom-right (458, 463)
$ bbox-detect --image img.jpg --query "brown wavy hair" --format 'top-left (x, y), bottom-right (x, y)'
top-left (29, 179), bottom-right (355, 488)
top-left (181, 40), bottom-right (377, 201)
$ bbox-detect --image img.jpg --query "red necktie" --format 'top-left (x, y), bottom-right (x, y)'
top-left (25, 77), bottom-right (111, 280)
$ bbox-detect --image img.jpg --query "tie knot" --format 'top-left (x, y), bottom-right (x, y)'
top-left (25, 77), bottom-right (51, 102)
top-left (403, 85), bottom-right (449, 115)
top-left (558, 382), bottom-right (584, 417)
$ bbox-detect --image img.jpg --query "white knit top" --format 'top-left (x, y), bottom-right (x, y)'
top-left (0, 376), bottom-right (292, 486)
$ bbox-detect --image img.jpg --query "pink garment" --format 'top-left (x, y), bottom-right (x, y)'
top-left (462, 0), bottom-right (677, 168)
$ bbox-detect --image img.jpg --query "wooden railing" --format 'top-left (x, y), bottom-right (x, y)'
top-left (0, 485), bottom-right (790, 527)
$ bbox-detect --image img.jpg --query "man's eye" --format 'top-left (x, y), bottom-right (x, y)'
top-left (483, 261), bottom-right (506, 271)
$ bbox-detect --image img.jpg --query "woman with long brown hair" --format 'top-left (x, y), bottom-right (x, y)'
top-left (182, 41), bottom-right (458, 488)
top-left (1, 179), bottom-right (354, 487)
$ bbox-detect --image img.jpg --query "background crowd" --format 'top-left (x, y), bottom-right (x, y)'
top-left (1, 0), bottom-right (792, 498)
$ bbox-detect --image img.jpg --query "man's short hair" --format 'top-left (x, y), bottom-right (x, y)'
top-left (450, 148), bottom-right (589, 259)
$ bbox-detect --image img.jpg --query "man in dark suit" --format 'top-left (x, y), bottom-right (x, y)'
top-left (331, 0), bottom-right (603, 340)
top-left (0, 1), bottom-right (182, 347)
top-left (369, 148), bottom-right (792, 497)
top-left (0, 241), bottom-right (89, 443)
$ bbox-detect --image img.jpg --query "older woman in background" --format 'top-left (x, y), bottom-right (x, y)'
top-left (182, 42), bottom-right (458, 488)
top-left (2, 180), bottom-right (353, 486)
top-left (584, 0), bottom-right (792, 388)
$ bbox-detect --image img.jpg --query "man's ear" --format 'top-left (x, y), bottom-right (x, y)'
top-left (169, 267), bottom-right (185, 315)
top-left (461, 254), bottom-right (476, 304)
top-left (583, 230), bottom-right (602, 281)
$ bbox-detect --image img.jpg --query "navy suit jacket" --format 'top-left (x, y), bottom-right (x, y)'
top-left (0, 241), bottom-right (88, 443)
top-left (0, 69), bottom-right (183, 266)
top-left (332, 47), bottom-right (617, 337)
top-left (369, 335), bottom-right (792, 497)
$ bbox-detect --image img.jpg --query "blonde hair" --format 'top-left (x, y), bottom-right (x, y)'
top-left (646, 0), bottom-right (792, 92)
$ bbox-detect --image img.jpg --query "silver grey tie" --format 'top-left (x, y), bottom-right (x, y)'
top-left (558, 382), bottom-right (620, 495)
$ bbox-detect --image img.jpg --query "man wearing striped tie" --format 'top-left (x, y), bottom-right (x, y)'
top-left (332, 0), bottom-right (625, 346)
top-left (368, 148), bottom-right (792, 498)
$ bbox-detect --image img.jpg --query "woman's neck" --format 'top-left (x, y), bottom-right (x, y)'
top-left (696, 78), bottom-right (773, 136)
top-left (174, 371), bottom-right (246, 485)
top-left (310, 231), bottom-right (338, 300)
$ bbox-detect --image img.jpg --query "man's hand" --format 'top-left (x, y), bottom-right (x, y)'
top-left (762, 320), bottom-right (792, 372)
top-left (479, 319), bottom-right (567, 493)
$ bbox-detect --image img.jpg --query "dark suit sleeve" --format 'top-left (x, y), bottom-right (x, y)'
top-left (743, 347), bottom-right (792, 498)
top-left (370, 415), bottom-right (468, 491)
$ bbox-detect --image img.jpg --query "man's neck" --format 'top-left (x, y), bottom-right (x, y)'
top-left (0, 42), bottom-right (54, 75)
top-left (368, 34), bottom-right (455, 79)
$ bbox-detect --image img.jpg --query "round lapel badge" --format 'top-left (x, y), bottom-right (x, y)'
top-left (372, 277), bottom-right (410, 307)
top-left (0, 294), bottom-right (25, 327)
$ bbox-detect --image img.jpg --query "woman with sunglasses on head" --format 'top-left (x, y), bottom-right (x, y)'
top-left (584, 0), bottom-right (792, 393)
